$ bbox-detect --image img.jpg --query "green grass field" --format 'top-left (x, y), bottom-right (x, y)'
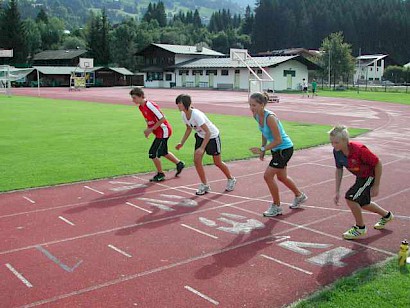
top-left (0, 95), bottom-right (366, 192)
top-left (293, 258), bottom-right (410, 307)
top-left (314, 89), bottom-right (409, 105)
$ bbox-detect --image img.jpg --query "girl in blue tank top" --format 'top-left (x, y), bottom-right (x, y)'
top-left (249, 92), bottom-right (307, 217)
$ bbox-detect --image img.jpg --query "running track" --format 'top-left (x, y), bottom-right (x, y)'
top-left (1, 88), bottom-right (409, 307)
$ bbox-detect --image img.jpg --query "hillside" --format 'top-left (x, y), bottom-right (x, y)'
top-left (16, 0), bottom-right (254, 28)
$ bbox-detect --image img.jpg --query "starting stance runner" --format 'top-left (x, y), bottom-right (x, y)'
top-left (329, 125), bottom-right (393, 240)
top-left (249, 92), bottom-right (307, 217)
top-left (175, 94), bottom-right (236, 195)
top-left (130, 88), bottom-right (184, 182)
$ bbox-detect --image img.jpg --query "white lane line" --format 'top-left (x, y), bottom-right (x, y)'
top-left (58, 216), bottom-right (75, 226)
top-left (125, 202), bottom-right (153, 213)
top-left (107, 244), bottom-right (132, 258)
top-left (5, 263), bottom-right (33, 288)
top-left (181, 224), bottom-right (218, 239)
top-left (84, 185), bottom-right (104, 195)
top-left (23, 196), bottom-right (35, 204)
top-left (184, 285), bottom-right (219, 305)
top-left (260, 254), bottom-right (313, 275)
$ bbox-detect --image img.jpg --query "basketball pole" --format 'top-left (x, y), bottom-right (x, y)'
top-left (37, 68), bottom-right (40, 96)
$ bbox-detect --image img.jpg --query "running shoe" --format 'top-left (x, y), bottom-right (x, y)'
top-left (175, 161), bottom-right (185, 177)
top-left (343, 225), bottom-right (367, 240)
top-left (374, 212), bottom-right (394, 230)
top-left (263, 204), bottom-right (283, 217)
top-left (149, 172), bottom-right (165, 182)
top-left (225, 177), bottom-right (237, 192)
top-left (196, 183), bottom-right (211, 195)
top-left (289, 192), bottom-right (308, 209)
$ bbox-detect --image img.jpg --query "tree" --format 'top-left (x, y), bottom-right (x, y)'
top-left (37, 17), bottom-right (65, 50)
top-left (241, 5), bottom-right (253, 35)
top-left (0, 0), bottom-right (27, 65)
top-left (193, 9), bottom-right (201, 28)
top-left (87, 9), bottom-right (110, 65)
top-left (110, 19), bottom-right (138, 71)
top-left (319, 32), bottom-right (355, 88)
top-left (23, 19), bottom-right (41, 61)
top-left (35, 7), bottom-right (48, 24)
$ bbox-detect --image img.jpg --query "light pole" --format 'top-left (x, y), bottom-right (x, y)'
top-left (328, 49), bottom-right (331, 88)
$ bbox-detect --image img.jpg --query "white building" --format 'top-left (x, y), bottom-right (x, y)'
top-left (355, 54), bottom-right (388, 84)
top-left (172, 56), bottom-right (318, 91)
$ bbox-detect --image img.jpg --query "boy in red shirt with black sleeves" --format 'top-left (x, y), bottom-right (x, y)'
top-left (329, 125), bottom-right (393, 240)
top-left (130, 88), bottom-right (184, 182)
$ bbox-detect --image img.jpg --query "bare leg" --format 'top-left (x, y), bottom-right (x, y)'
top-left (362, 202), bottom-right (388, 217)
top-left (346, 199), bottom-right (365, 226)
top-left (164, 152), bottom-right (180, 164)
top-left (152, 158), bottom-right (162, 173)
top-left (213, 155), bottom-right (233, 179)
top-left (194, 152), bottom-right (207, 184)
top-left (264, 167), bottom-right (280, 205)
top-left (276, 167), bottom-right (302, 196)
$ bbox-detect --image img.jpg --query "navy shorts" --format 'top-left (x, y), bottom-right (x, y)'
top-left (269, 147), bottom-right (293, 169)
top-left (195, 133), bottom-right (221, 156)
top-left (149, 138), bottom-right (169, 159)
top-left (345, 177), bottom-right (374, 206)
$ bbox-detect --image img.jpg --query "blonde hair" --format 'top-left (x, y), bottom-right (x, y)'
top-left (328, 125), bottom-right (349, 141)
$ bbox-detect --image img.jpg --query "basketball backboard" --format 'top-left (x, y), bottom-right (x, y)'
top-left (79, 58), bottom-right (94, 69)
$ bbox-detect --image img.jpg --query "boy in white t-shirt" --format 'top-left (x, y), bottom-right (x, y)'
top-left (175, 94), bottom-right (237, 195)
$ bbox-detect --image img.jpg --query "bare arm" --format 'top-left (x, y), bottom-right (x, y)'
top-left (371, 160), bottom-right (382, 197)
top-left (334, 168), bottom-right (343, 205)
top-left (250, 115), bottom-right (282, 155)
top-left (176, 124), bottom-right (192, 150)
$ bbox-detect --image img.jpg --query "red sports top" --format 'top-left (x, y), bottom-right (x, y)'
top-left (138, 100), bottom-right (172, 138)
top-left (333, 141), bottom-right (379, 178)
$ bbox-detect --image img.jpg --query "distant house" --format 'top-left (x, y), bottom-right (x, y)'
top-left (354, 54), bottom-right (388, 84)
top-left (172, 55), bottom-right (319, 91)
top-left (135, 43), bottom-right (224, 88)
top-left (32, 49), bottom-right (88, 66)
top-left (26, 66), bottom-right (134, 87)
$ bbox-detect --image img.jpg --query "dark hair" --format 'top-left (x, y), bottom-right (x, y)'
top-left (129, 87), bottom-right (144, 97)
top-left (249, 92), bottom-right (269, 106)
top-left (175, 94), bottom-right (192, 110)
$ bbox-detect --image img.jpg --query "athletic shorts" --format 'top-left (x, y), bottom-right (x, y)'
top-left (149, 138), bottom-right (169, 159)
top-left (303, 87), bottom-right (308, 92)
top-left (194, 133), bottom-right (221, 156)
top-left (345, 176), bottom-right (374, 206)
top-left (269, 147), bottom-right (293, 169)
top-left (312, 88), bottom-right (316, 93)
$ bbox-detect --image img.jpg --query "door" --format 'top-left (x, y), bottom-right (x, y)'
top-left (181, 73), bottom-right (186, 87)
top-left (209, 73), bottom-right (214, 88)
top-left (287, 74), bottom-right (293, 89)
top-left (234, 70), bottom-right (240, 89)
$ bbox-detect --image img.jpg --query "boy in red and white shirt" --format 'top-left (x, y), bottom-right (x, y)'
top-left (130, 88), bottom-right (184, 182)
top-left (329, 125), bottom-right (393, 240)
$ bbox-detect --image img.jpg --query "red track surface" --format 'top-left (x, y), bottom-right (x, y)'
top-left (1, 88), bottom-right (409, 307)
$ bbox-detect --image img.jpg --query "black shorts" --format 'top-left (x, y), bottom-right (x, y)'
top-left (149, 138), bottom-right (169, 159)
top-left (195, 133), bottom-right (221, 156)
top-left (345, 177), bottom-right (374, 206)
top-left (269, 147), bottom-right (293, 169)
top-left (303, 87), bottom-right (308, 92)
top-left (312, 88), bottom-right (316, 93)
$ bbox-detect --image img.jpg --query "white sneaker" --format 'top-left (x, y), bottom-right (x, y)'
top-left (290, 192), bottom-right (308, 209)
top-left (263, 204), bottom-right (283, 217)
top-left (196, 183), bottom-right (211, 195)
top-left (225, 177), bottom-right (237, 191)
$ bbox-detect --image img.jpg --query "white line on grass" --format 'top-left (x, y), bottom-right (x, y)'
top-left (5, 263), bottom-right (33, 288)
top-left (184, 285), bottom-right (219, 305)
top-left (58, 216), bottom-right (75, 226)
top-left (84, 185), bottom-right (104, 195)
top-left (125, 202), bottom-right (153, 213)
top-left (23, 196), bottom-right (35, 204)
top-left (181, 224), bottom-right (218, 239)
top-left (260, 254), bottom-right (313, 275)
top-left (107, 244), bottom-right (132, 258)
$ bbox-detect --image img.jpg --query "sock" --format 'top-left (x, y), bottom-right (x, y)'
top-left (357, 225), bottom-right (366, 229)
top-left (383, 211), bottom-right (391, 219)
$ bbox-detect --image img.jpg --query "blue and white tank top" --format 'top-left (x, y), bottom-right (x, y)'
top-left (255, 109), bottom-right (293, 151)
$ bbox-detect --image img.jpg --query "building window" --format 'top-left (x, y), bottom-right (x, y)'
top-left (375, 77), bottom-right (379, 80)
top-left (192, 70), bottom-right (203, 75)
top-left (257, 69), bottom-right (262, 74)
top-left (221, 70), bottom-right (229, 76)
top-left (283, 70), bottom-right (296, 77)
top-left (179, 70), bottom-right (189, 75)
top-left (235, 69), bottom-right (240, 74)
top-left (369, 77), bottom-right (373, 81)
top-left (165, 74), bottom-right (172, 81)
top-left (147, 72), bottom-right (163, 81)
top-left (206, 70), bottom-right (217, 75)
top-left (370, 67), bottom-right (373, 71)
